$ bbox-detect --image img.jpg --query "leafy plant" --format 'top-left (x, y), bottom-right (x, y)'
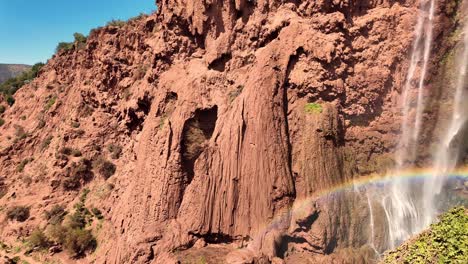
top-left (107, 144), bottom-right (122, 159)
top-left (383, 207), bottom-right (468, 263)
top-left (93, 156), bottom-right (116, 179)
top-left (41, 135), bottom-right (53, 150)
top-left (17, 158), bottom-right (33, 172)
top-left (28, 229), bottom-right (50, 249)
top-left (106, 19), bottom-right (126, 27)
top-left (44, 205), bottom-right (67, 225)
top-left (44, 96), bottom-right (57, 111)
top-left (304, 103), bottom-right (323, 114)
top-left (0, 62), bottom-right (44, 103)
top-left (6, 206), bottom-right (30, 222)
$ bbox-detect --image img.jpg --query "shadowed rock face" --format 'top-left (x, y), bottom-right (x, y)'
top-left (0, 0), bottom-right (462, 263)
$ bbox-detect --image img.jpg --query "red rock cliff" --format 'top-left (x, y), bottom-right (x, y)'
top-left (0, 0), bottom-right (462, 263)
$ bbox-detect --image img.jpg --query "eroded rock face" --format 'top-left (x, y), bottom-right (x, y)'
top-left (0, 0), bottom-right (461, 263)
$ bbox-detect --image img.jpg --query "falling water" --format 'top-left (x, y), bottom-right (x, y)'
top-left (381, 0), bottom-right (437, 249)
top-left (423, 20), bottom-right (468, 227)
top-left (364, 0), bottom-right (468, 253)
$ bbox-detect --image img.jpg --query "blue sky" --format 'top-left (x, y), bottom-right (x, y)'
top-left (0, 0), bottom-right (156, 65)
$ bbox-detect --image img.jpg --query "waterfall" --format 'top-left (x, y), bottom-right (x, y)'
top-left (423, 19), bottom-right (468, 227)
top-left (381, 0), bottom-right (437, 249)
top-left (367, 0), bottom-right (468, 252)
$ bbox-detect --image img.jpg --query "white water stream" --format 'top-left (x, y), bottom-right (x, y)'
top-left (366, 0), bottom-right (468, 253)
top-left (381, 0), bottom-right (437, 249)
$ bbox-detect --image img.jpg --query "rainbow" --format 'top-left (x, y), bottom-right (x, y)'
top-left (253, 166), bottom-right (468, 239)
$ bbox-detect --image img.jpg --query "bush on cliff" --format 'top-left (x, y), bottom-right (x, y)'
top-left (382, 206), bottom-right (468, 264)
top-left (6, 206), bottom-right (30, 222)
top-left (56, 32), bottom-right (87, 53)
top-left (0, 62), bottom-right (44, 103)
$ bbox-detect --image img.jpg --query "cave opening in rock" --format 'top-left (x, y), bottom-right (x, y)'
top-left (181, 106), bottom-right (218, 180)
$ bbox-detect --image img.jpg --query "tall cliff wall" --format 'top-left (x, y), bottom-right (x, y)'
top-left (0, 0), bottom-right (463, 263)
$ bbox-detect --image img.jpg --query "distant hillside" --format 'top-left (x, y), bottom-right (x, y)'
top-left (0, 64), bottom-right (31, 84)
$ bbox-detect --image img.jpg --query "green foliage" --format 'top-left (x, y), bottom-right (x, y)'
top-left (73, 33), bottom-right (86, 44)
top-left (0, 63), bottom-right (44, 104)
top-left (0, 104), bottom-right (5, 114)
top-left (45, 189), bottom-right (96, 257)
top-left (6, 206), bottom-right (30, 222)
top-left (17, 158), bottom-right (33, 172)
top-left (62, 159), bottom-right (93, 190)
top-left (63, 228), bottom-right (96, 256)
top-left (304, 103), bottom-right (323, 114)
top-left (108, 144), bottom-right (122, 159)
top-left (41, 135), bottom-right (53, 151)
top-left (28, 229), bottom-right (50, 249)
top-left (44, 96), bottom-right (57, 111)
top-left (91, 208), bottom-right (103, 220)
top-left (383, 207), bottom-right (468, 263)
top-left (55, 32), bottom-right (88, 53)
top-left (93, 156), bottom-right (116, 179)
top-left (59, 147), bottom-right (82, 157)
top-left (0, 118), bottom-right (4, 127)
top-left (56, 42), bottom-right (73, 53)
top-left (46, 224), bottom-right (96, 257)
top-left (106, 19), bottom-right (126, 27)
top-left (44, 205), bottom-right (67, 225)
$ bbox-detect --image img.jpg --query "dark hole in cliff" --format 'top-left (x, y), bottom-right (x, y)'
top-left (181, 106), bottom-right (218, 180)
top-left (193, 233), bottom-right (234, 244)
top-left (208, 53), bottom-right (232, 72)
top-left (259, 21), bottom-right (290, 48)
top-left (125, 93), bottom-right (153, 132)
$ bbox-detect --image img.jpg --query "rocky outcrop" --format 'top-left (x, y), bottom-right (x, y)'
top-left (0, 0), bottom-right (463, 263)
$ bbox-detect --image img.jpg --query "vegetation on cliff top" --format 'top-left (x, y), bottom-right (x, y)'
top-left (382, 206), bottom-right (468, 264)
top-left (0, 62), bottom-right (44, 105)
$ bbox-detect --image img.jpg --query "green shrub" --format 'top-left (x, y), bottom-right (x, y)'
top-left (0, 104), bottom-right (5, 114)
top-left (0, 118), bottom-right (4, 127)
top-left (46, 224), bottom-right (68, 244)
top-left (63, 228), bottom-right (96, 256)
top-left (5, 94), bottom-right (15, 106)
top-left (60, 147), bottom-right (81, 157)
top-left (44, 205), bottom-right (67, 225)
top-left (56, 42), bottom-right (74, 53)
top-left (28, 229), bottom-right (50, 249)
top-left (17, 158), bottom-right (33, 172)
top-left (0, 62), bottom-right (44, 101)
top-left (93, 157), bottom-right (116, 179)
top-left (106, 19), bottom-right (126, 27)
top-left (62, 177), bottom-right (80, 190)
top-left (108, 144), bottom-right (122, 159)
top-left (62, 159), bottom-right (94, 190)
top-left (6, 206), bottom-right (30, 222)
top-left (383, 207), bottom-right (468, 263)
top-left (91, 208), bottom-right (103, 220)
top-left (41, 135), bottom-right (53, 150)
top-left (67, 211), bottom-right (87, 230)
top-left (44, 96), bottom-right (57, 110)
top-left (304, 103), bottom-right (323, 114)
top-left (73, 33), bottom-right (86, 44)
